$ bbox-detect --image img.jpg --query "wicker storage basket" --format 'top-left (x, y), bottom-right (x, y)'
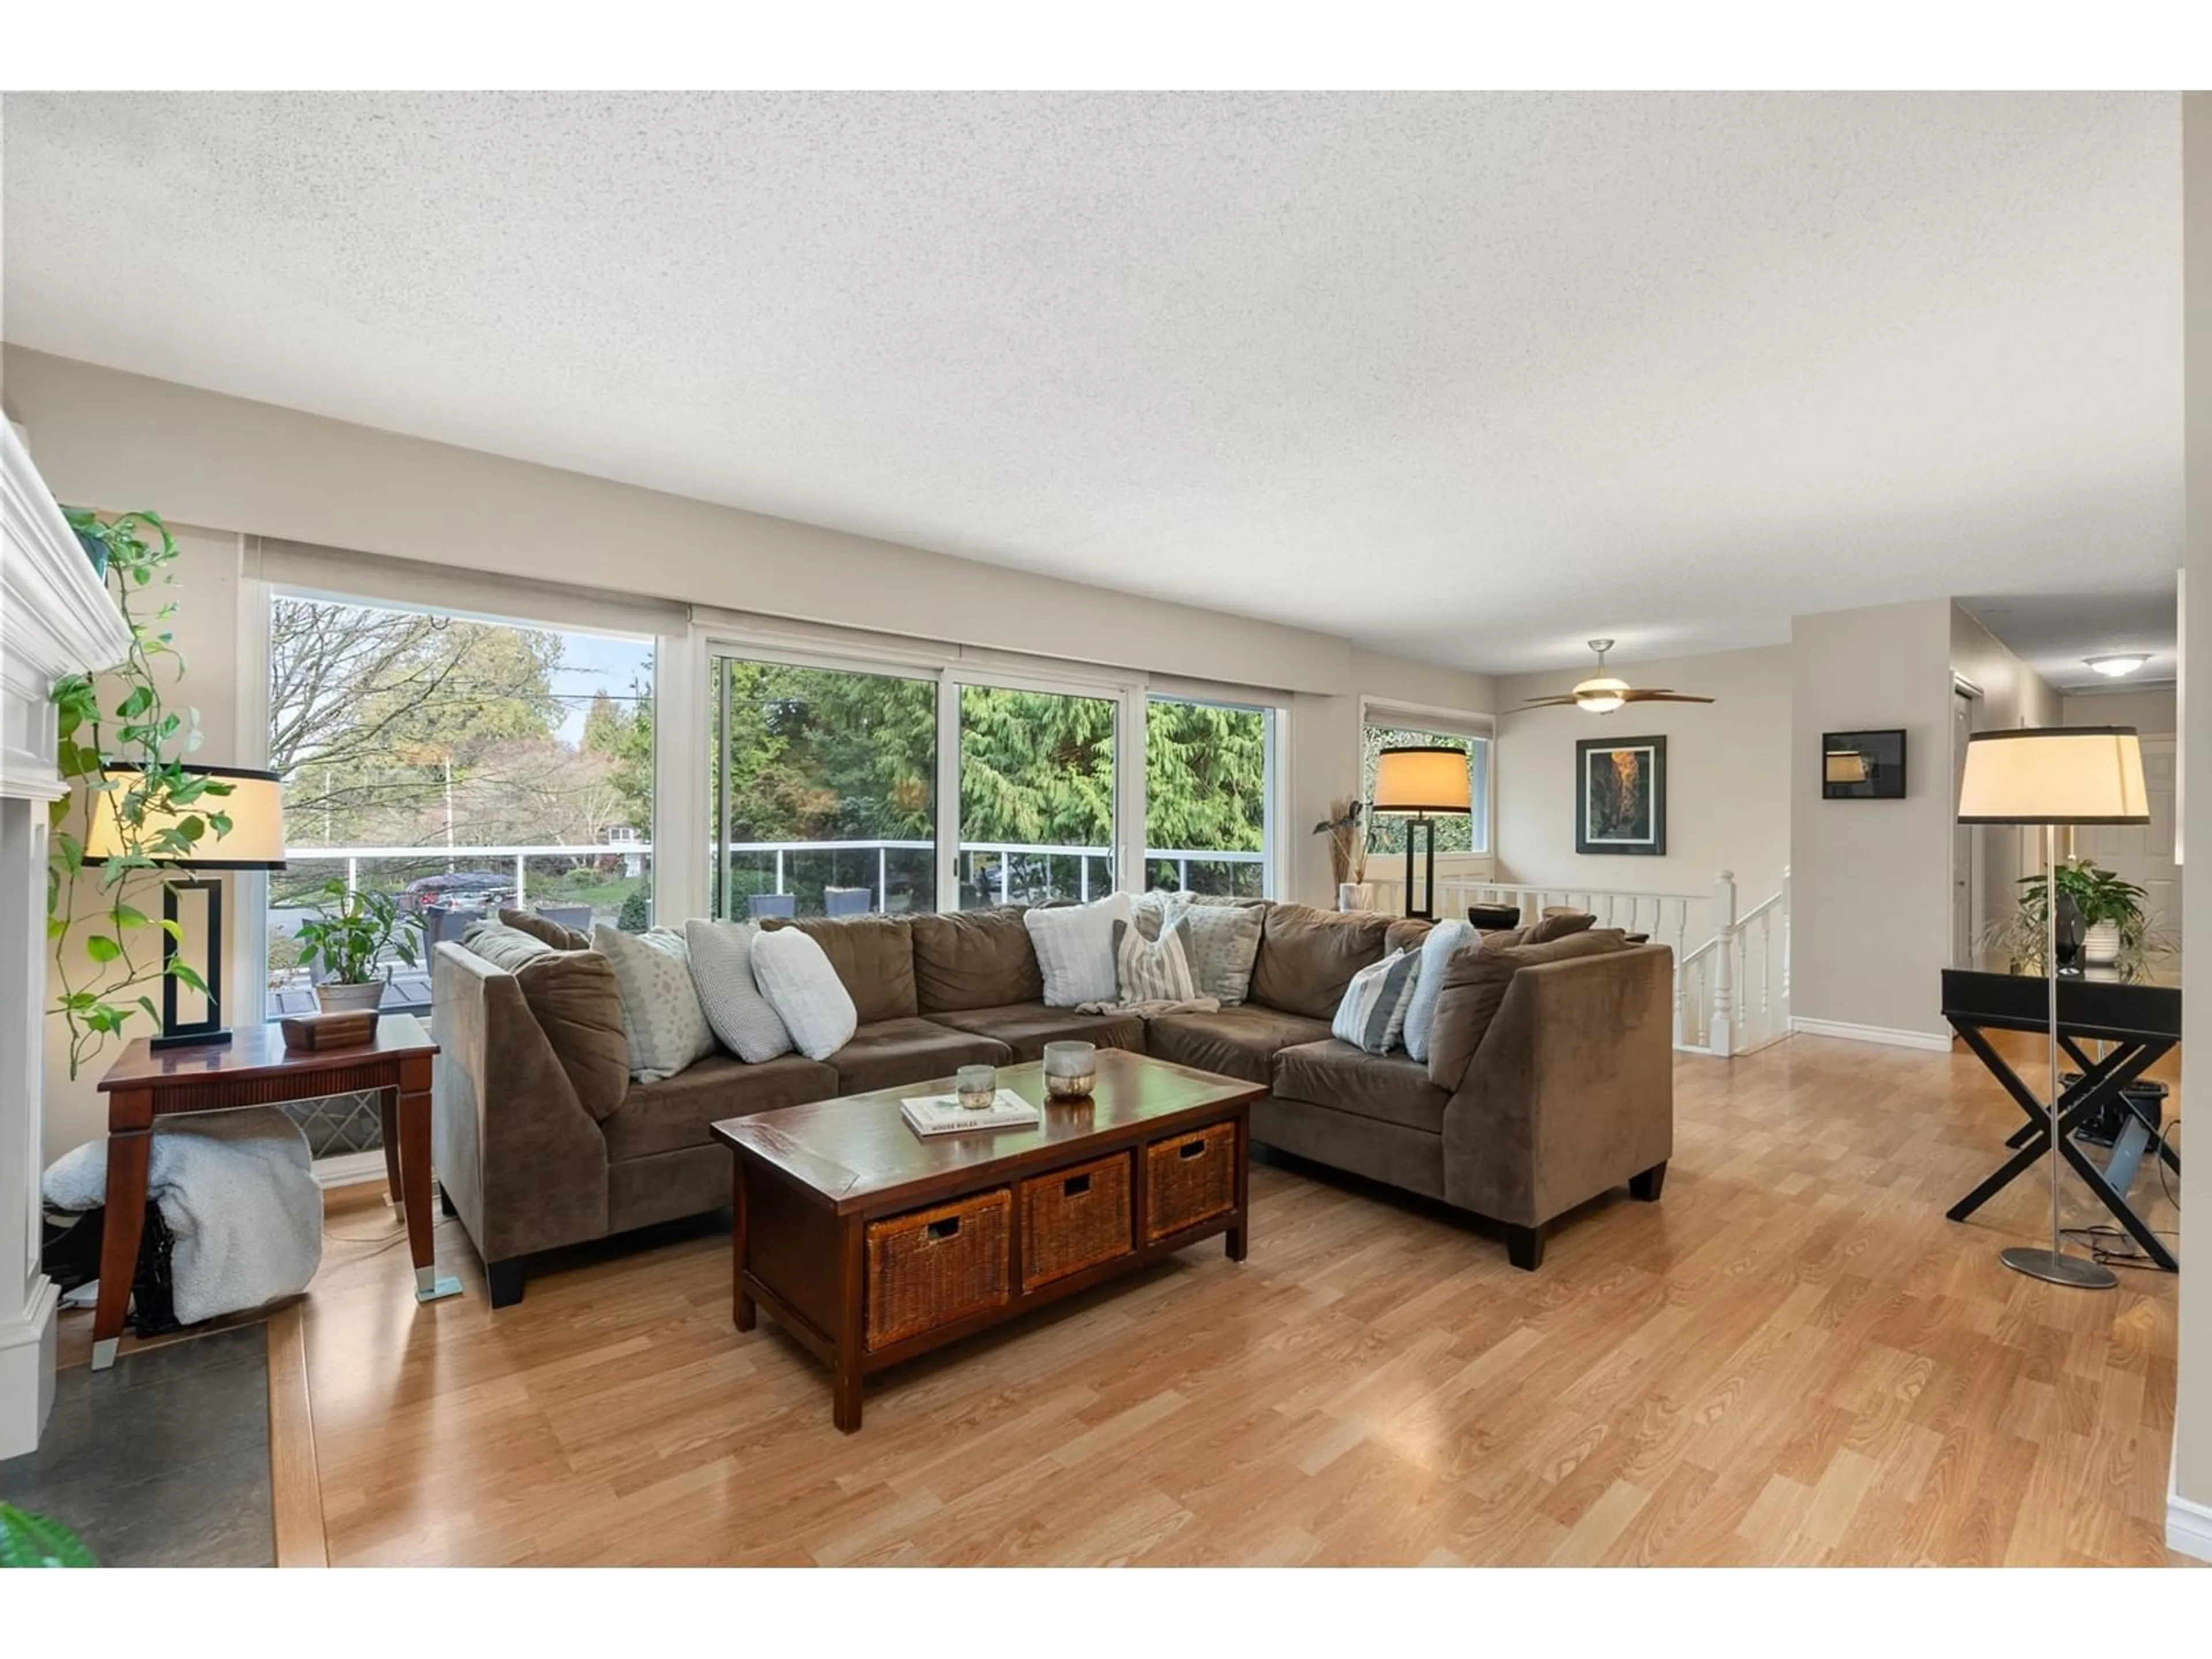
top-left (1021, 1152), bottom-right (1133, 1291)
top-left (1144, 1122), bottom-right (1238, 1241)
top-left (865, 1188), bottom-right (1012, 1350)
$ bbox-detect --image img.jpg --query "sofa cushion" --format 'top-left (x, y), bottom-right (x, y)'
top-left (1113, 916), bottom-right (1196, 1003)
top-left (594, 924), bottom-right (719, 1083)
top-left (1330, 948), bottom-right (1421, 1055)
top-left (767, 914), bottom-right (919, 1024)
top-left (749, 925), bottom-right (859, 1062)
top-left (1026, 893), bottom-right (1134, 1007)
top-left (499, 907), bottom-right (592, 951)
top-left (1271, 1039), bottom-right (1452, 1135)
top-left (1176, 902), bottom-right (1265, 1005)
top-left (462, 918), bottom-right (552, 973)
top-left (1145, 1005), bottom-right (1335, 1086)
top-left (683, 918), bottom-right (794, 1063)
top-left (601, 1052), bottom-right (839, 1162)
top-left (1528, 911), bottom-right (1596, 945)
top-left (824, 1017), bottom-right (1013, 1096)
top-left (927, 1002), bottom-right (1145, 1062)
top-left (1425, 927), bottom-right (1630, 1090)
top-left (513, 950), bottom-right (632, 1122)
top-left (908, 907), bottom-right (1044, 1012)
top-left (1404, 919), bottom-right (1477, 1064)
top-left (1248, 904), bottom-right (1392, 1021)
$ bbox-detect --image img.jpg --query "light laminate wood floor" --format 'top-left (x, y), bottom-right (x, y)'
top-left (199, 1033), bottom-right (2190, 1565)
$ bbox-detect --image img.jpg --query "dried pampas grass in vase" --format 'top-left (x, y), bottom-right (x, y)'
top-left (1313, 798), bottom-right (1372, 909)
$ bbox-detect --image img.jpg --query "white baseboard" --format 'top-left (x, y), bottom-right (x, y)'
top-left (312, 1149), bottom-right (390, 1190)
top-left (0, 1277), bottom-right (60, 1459)
top-left (2170, 1451), bottom-right (2212, 1563)
top-left (1789, 1018), bottom-right (1952, 1054)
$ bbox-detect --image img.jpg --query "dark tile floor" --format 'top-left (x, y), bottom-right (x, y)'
top-left (0, 1323), bottom-right (274, 1567)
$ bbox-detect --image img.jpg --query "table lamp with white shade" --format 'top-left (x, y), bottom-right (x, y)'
top-left (1955, 726), bottom-right (2149, 1290)
top-left (82, 762), bottom-right (287, 1049)
top-left (1372, 746), bottom-right (1472, 922)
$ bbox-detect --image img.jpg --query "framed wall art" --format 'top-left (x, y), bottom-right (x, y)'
top-left (1575, 735), bottom-right (1666, 856)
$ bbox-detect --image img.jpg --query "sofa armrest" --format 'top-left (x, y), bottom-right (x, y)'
top-left (433, 941), bottom-right (610, 1262)
top-left (1439, 944), bottom-right (1673, 1227)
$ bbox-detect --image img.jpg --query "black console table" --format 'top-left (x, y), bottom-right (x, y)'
top-left (1940, 964), bottom-right (2181, 1272)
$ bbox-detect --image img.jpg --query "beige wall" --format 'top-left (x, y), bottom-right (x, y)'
top-left (6, 351), bottom-right (1495, 1155)
top-left (1494, 645), bottom-right (1791, 908)
top-left (2060, 687), bottom-right (2178, 732)
top-left (1788, 600), bottom-right (1957, 1041)
top-left (1952, 605), bottom-right (2064, 946)
top-left (2177, 88), bottom-right (2211, 1540)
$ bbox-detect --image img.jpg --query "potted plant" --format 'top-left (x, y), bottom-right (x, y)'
top-left (1982, 858), bottom-right (2154, 976)
top-left (294, 879), bottom-right (420, 1014)
top-left (1313, 797), bottom-right (1372, 911)
top-left (0, 1503), bottom-right (96, 1567)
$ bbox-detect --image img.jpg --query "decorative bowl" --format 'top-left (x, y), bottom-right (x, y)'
top-left (1041, 1041), bottom-right (1097, 1099)
top-left (955, 1063), bottom-right (998, 1108)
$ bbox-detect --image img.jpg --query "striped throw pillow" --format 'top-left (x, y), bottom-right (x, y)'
top-left (1112, 918), bottom-right (1197, 1005)
top-left (1331, 947), bottom-right (1421, 1055)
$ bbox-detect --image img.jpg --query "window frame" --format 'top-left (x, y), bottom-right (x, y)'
top-left (1358, 696), bottom-right (1497, 859)
top-left (240, 563), bottom-right (672, 1020)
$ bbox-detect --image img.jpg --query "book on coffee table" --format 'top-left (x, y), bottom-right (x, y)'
top-left (899, 1089), bottom-right (1043, 1138)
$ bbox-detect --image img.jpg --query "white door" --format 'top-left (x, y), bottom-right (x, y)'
top-left (2074, 735), bottom-right (2181, 949)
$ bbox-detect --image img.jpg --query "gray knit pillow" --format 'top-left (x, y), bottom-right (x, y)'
top-left (683, 918), bottom-right (794, 1064)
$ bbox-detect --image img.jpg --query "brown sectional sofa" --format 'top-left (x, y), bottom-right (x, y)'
top-left (431, 900), bottom-right (1672, 1306)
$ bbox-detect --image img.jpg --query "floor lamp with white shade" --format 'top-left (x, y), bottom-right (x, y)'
top-left (1955, 726), bottom-right (2150, 1290)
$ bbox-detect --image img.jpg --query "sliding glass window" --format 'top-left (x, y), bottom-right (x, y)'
top-left (956, 683), bottom-right (1117, 906)
top-left (267, 592), bottom-right (656, 1018)
top-left (709, 657), bottom-right (937, 919)
top-left (1144, 697), bottom-right (1274, 896)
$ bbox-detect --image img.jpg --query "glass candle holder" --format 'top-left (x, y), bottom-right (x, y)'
top-left (1042, 1041), bottom-right (1097, 1099)
top-left (955, 1064), bottom-right (998, 1108)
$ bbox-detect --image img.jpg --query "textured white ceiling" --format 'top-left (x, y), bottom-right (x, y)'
top-left (1959, 588), bottom-right (2180, 694)
top-left (0, 92), bottom-right (2184, 675)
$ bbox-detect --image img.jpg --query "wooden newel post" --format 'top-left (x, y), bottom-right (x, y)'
top-left (1709, 870), bottom-right (1737, 1056)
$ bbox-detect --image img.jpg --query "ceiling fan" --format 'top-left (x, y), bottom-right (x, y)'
top-left (1521, 639), bottom-right (1716, 714)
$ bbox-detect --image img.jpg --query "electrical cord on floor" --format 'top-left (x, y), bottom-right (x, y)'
top-left (2153, 1115), bottom-right (2180, 1211)
top-left (2061, 1223), bottom-right (2180, 1270)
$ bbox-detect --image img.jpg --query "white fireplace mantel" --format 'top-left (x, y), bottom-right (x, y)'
top-left (2, 418), bottom-right (131, 1456)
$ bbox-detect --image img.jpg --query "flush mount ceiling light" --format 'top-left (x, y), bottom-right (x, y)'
top-left (2084, 654), bottom-right (2151, 679)
top-left (1521, 639), bottom-right (1716, 715)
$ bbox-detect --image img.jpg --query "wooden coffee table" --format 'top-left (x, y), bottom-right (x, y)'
top-left (711, 1048), bottom-right (1262, 1430)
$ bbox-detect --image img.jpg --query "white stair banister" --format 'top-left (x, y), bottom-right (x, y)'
top-left (1708, 869), bottom-right (1737, 1057)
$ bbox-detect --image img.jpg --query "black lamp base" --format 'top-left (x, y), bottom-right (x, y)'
top-left (150, 1027), bottom-right (233, 1051)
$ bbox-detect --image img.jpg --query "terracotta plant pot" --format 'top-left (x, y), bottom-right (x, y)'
top-left (316, 980), bottom-right (386, 1015)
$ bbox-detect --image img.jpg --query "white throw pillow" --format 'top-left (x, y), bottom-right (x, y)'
top-left (1112, 917), bottom-right (1197, 1003)
top-left (749, 925), bottom-right (859, 1061)
top-left (1024, 892), bottom-right (1135, 1009)
top-left (1404, 918), bottom-right (1477, 1064)
top-left (1175, 902), bottom-right (1264, 1006)
top-left (683, 918), bottom-right (796, 1064)
top-left (593, 925), bottom-right (717, 1084)
top-left (1331, 947), bottom-right (1422, 1055)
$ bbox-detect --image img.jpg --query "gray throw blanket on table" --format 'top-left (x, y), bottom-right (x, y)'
top-left (1075, 995), bottom-right (1221, 1020)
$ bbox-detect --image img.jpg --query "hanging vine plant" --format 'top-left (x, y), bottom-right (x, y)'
top-left (47, 510), bottom-right (236, 1077)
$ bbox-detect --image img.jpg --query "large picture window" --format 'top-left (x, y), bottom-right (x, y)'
top-left (1361, 717), bottom-right (1492, 857)
top-left (957, 682), bottom-right (1118, 906)
top-left (265, 593), bottom-right (656, 1017)
top-left (1144, 696), bottom-right (1274, 896)
top-left (709, 657), bottom-right (938, 919)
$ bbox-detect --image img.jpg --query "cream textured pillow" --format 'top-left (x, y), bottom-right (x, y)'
top-left (683, 918), bottom-right (795, 1064)
top-left (749, 925), bottom-right (858, 1062)
top-left (1112, 918), bottom-right (1197, 1004)
top-left (1404, 918), bottom-right (1476, 1064)
top-left (1024, 892), bottom-right (1135, 1009)
top-left (1175, 902), bottom-right (1264, 1006)
top-left (593, 925), bottom-right (717, 1084)
top-left (1331, 948), bottom-right (1421, 1055)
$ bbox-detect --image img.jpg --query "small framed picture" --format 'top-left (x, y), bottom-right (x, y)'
top-left (1576, 736), bottom-right (1666, 856)
top-left (1821, 729), bottom-right (1907, 800)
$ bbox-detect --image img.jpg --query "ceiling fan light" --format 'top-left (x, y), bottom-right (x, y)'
top-left (1574, 675), bottom-right (1628, 713)
top-left (2085, 653), bottom-right (2150, 679)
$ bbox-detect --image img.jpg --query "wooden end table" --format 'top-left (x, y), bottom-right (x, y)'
top-left (713, 1049), bottom-right (1260, 1431)
top-left (89, 1013), bottom-right (457, 1369)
